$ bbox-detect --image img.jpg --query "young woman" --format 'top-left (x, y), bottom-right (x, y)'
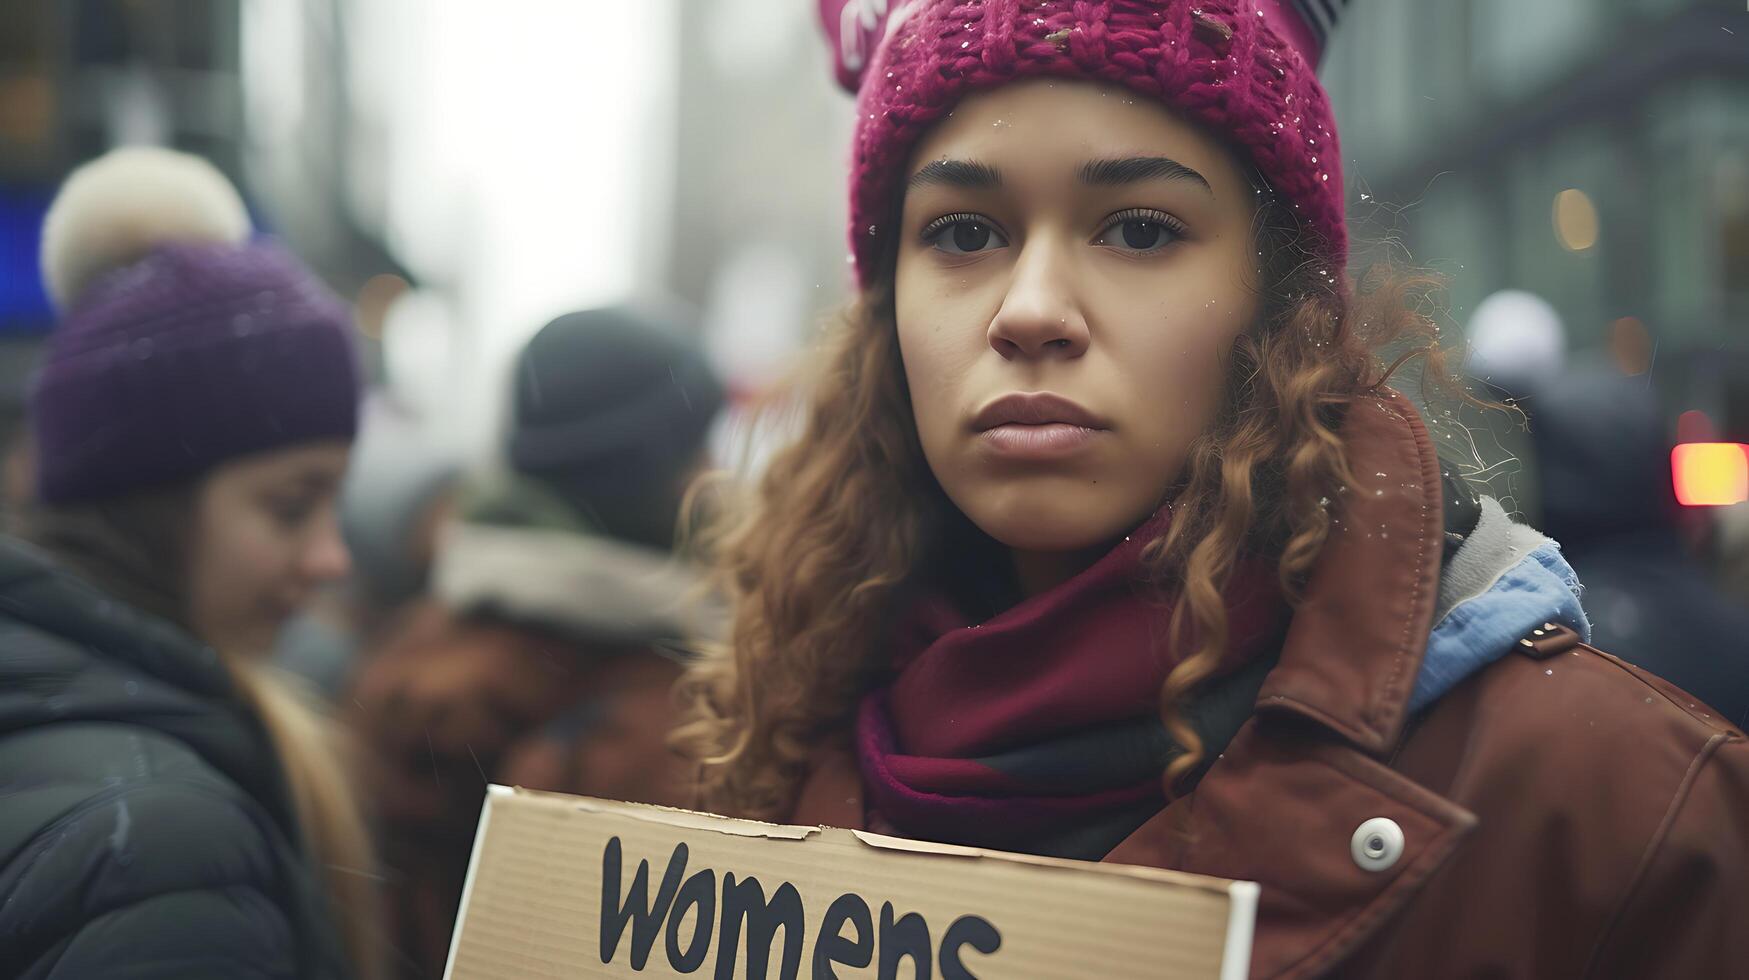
top-left (0, 148), bottom-right (379, 979)
top-left (677, 2), bottom-right (1749, 976)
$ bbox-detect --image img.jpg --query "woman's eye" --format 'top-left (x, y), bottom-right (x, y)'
top-left (924, 215), bottom-right (1008, 255)
top-left (1118, 219), bottom-right (1166, 250)
top-left (266, 497), bottom-right (316, 527)
top-left (1095, 211), bottom-right (1186, 253)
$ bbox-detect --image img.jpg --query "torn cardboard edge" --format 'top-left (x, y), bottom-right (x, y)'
top-left (495, 785), bottom-right (1241, 892)
top-left (446, 785), bottom-right (1259, 980)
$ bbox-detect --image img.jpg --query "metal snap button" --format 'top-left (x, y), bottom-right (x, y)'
top-left (1351, 817), bottom-right (1405, 872)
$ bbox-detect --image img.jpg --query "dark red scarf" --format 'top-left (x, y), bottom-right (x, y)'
top-left (856, 510), bottom-right (1289, 859)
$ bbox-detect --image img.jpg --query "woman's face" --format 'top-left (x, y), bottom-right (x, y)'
top-left (187, 440), bottom-right (353, 654)
top-left (894, 80), bottom-right (1262, 581)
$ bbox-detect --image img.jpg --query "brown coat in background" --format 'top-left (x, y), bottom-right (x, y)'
top-left (350, 516), bottom-right (709, 979)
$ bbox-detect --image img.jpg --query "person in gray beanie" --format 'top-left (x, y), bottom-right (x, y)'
top-left (503, 305), bottom-right (726, 547)
top-left (347, 305), bottom-right (725, 980)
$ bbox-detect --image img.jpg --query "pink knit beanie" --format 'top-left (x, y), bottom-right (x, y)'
top-left (821, 0), bottom-right (1348, 287)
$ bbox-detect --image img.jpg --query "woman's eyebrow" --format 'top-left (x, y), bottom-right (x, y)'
top-left (907, 159), bottom-right (1003, 189)
top-left (280, 470), bottom-right (340, 494)
top-left (1078, 156), bottom-right (1212, 193)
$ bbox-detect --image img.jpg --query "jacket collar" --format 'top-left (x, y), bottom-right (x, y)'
top-left (0, 536), bottom-right (301, 841)
top-left (1132, 390), bottom-right (1473, 979)
top-left (0, 536), bottom-right (236, 700)
top-left (1254, 388), bottom-right (1445, 756)
top-left (436, 519), bottom-right (725, 649)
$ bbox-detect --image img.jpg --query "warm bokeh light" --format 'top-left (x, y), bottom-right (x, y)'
top-left (1672, 443), bottom-right (1749, 507)
top-left (1553, 188), bottom-right (1599, 252)
top-left (1607, 316), bottom-right (1652, 376)
top-left (0, 73), bottom-right (53, 147)
top-left (1676, 409), bottom-right (1717, 444)
top-left (354, 273), bottom-right (410, 340)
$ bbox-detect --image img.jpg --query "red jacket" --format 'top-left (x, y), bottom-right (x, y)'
top-left (789, 390), bottom-right (1749, 979)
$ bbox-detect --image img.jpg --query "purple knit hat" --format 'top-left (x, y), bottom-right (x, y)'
top-left (821, 0), bottom-right (1348, 288)
top-left (32, 235), bottom-right (361, 504)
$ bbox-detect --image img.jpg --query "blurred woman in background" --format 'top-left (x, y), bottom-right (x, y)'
top-left (0, 148), bottom-right (380, 979)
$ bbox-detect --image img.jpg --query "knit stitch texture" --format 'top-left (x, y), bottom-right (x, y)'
top-left (32, 241), bottom-right (361, 503)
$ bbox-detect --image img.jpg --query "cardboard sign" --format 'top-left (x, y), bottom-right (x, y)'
top-left (445, 786), bottom-right (1256, 979)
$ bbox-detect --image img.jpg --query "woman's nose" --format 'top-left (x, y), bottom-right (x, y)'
top-left (303, 514), bottom-right (352, 584)
top-left (986, 241), bottom-right (1090, 360)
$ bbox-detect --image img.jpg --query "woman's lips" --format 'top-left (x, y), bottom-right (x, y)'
top-left (971, 391), bottom-right (1110, 460)
top-left (978, 422), bottom-right (1104, 459)
top-left (971, 391), bottom-right (1110, 431)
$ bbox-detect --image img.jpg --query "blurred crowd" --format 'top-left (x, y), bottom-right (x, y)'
top-left (0, 148), bottom-right (731, 978)
top-left (0, 1), bottom-right (1746, 977)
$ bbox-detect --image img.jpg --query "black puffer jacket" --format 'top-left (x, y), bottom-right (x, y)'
top-left (0, 539), bottom-right (352, 979)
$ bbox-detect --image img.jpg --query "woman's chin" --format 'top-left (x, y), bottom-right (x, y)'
top-left (193, 619), bottom-right (284, 658)
top-left (963, 502), bottom-right (1146, 556)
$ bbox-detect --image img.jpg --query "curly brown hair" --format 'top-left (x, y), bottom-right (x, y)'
top-left (675, 190), bottom-right (1466, 821)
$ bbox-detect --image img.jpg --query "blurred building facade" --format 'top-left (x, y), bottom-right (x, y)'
top-left (243, 0), bottom-right (683, 455)
top-left (0, 1), bottom-right (405, 371)
top-left (665, 0), bottom-right (852, 402)
top-left (1323, 0), bottom-right (1749, 436)
top-left (9, 0), bottom-right (1746, 455)
top-left (0, 0), bottom-right (258, 454)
